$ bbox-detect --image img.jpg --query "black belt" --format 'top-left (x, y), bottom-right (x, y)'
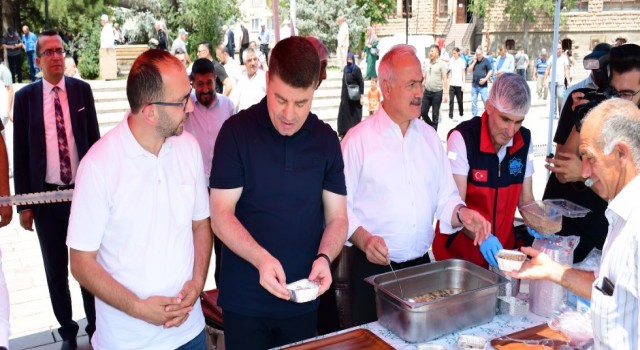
top-left (44, 183), bottom-right (75, 191)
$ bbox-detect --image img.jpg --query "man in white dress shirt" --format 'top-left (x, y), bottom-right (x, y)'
top-left (99, 14), bottom-right (116, 80)
top-left (511, 99), bottom-right (640, 350)
top-left (229, 48), bottom-right (266, 112)
top-left (341, 44), bottom-right (491, 326)
top-left (336, 16), bottom-right (349, 69)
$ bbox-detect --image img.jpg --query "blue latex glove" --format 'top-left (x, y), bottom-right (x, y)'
top-left (479, 234), bottom-right (503, 268)
top-left (527, 227), bottom-right (546, 239)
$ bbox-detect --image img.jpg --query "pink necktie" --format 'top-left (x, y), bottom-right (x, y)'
top-left (53, 86), bottom-right (72, 185)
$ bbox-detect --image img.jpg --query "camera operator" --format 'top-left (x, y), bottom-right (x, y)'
top-left (561, 43), bottom-right (611, 108)
top-left (540, 43), bottom-right (640, 262)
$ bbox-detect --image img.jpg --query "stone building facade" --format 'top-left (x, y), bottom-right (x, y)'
top-left (377, 0), bottom-right (640, 61)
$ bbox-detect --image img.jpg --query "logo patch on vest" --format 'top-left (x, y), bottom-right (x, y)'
top-left (509, 158), bottom-right (524, 176)
top-left (472, 169), bottom-right (488, 182)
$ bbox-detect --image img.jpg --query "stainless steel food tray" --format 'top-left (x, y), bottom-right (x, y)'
top-left (365, 259), bottom-right (508, 343)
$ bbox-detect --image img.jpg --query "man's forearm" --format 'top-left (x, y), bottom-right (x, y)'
top-left (317, 217), bottom-right (347, 262)
top-left (558, 267), bottom-right (595, 300)
top-left (192, 218), bottom-right (213, 291)
top-left (348, 226), bottom-right (372, 253)
top-left (70, 250), bottom-right (142, 318)
top-left (211, 210), bottom-right (270, 269)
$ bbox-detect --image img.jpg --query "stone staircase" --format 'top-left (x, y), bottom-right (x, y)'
top-left (445, 23), bottom-right (471, 51)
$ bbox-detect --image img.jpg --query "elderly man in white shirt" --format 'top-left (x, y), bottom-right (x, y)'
top-left (341, 44), bottom-right (491, 327)
top-left (336, 16), bottom-right (349, 69)
top-left (511, 99), bottom-right (640, 350)
top-left (99, 14), bottom-right (116, 80)
top-left (229, 48), bottom-right (266, 112)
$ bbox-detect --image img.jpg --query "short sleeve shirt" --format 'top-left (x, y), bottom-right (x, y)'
top-left (67, 116), bottom-right (209, 348)
top-left (22, 32), bottom-right (37, 52)
top-left (423, 59), bottom-right (448, 92)
top-left (2, 33), bottom-right (21, 57)
top-left (210, 98), bottom-right (346, 318)
top-left (213, 60), bottom-right (229, 94)
top-left (472, 58), bottom-right (492, 87)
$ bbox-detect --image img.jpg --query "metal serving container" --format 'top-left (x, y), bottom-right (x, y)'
top-left (364, 259), bottom-right (508, 343)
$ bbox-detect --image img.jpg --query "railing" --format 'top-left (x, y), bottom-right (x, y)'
top-left (443, 12), bottom-right (453, 36)
top-left (461, 16), bottom-right (476, 50)
top-left (445, 40), bottom-right (456, 55)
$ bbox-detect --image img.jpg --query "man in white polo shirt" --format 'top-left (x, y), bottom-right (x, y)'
top-left (67, 49), bottom-right (212, 349)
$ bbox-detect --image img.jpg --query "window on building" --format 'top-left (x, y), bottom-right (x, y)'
top-left (251, 18), bottom-right (261, 31)
top-left (438, 0), bottom-right (448, 16)
top-left (402, 0), bottom-right (413, 18)
top-left (603, 0), bottom-right (640, 10)
top-left (565, 0), bottom-right (588, 11)
top-left (252, 0), bottom-right (262, 6)
top-left (505, 39), bottom-right (515, 51)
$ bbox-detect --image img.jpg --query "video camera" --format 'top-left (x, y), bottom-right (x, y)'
top-left (573, 48), bottom-right (614, 131)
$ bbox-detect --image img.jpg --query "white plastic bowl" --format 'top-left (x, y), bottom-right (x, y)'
top-left (286, 279), bottom-right (320, 303)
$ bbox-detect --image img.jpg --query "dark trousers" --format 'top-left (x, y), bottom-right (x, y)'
top-left (223, 310), bottom-right (317, 350)
top-left (349, 246), bottom-right (430, 327)
top-left (33, 201), bottom-right (95, 340)
top-left (420, 89), bottom-right (443, 130)
top-left (517, 68), bottom-right (527, 80)
top-left (260, 44), bottom-right (270, 63)
top-left (449, 86), bottom-right (464, 118)
top-left (7, 55), bottom-right (22, 83)
top-left (239, 44), bottom-right (249, 65)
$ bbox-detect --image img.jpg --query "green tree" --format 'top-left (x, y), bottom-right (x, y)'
top-left (176, 0), bottom-right (240, 56)
top-left (355, 0), bottom-right (394, 24)
top-left (112, 0), bottom-right (176, 45)
top-left (468, 0), bottom-right (569, 52)
top-left (295, 0), bottom-right (368, 58)
top-left (75, 15), bottom-right (102, 79)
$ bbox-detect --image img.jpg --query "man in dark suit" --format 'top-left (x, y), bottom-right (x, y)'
top-left (13, 30), bottom-right (99, 350)
top-left (239, 24), bottom-right (250, 65)
top-left (225, 25), bottom-right (235, 60)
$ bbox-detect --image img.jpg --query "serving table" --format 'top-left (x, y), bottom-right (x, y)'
top-left (279, 312), bottom-right (556, 349)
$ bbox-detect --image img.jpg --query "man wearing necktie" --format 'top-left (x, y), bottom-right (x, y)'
top-left (13, 30), bottom-right (100, 350)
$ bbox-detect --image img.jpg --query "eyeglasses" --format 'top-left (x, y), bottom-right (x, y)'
top-left (609, 87), bottom-right (640, 100)
top-left (40, 48), bottom-right (65, 57)
top-left (148, 89), bottom-right (192, 112)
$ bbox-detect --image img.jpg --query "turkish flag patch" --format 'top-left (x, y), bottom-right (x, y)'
top-left (472, 169), bottom-right (488, 182)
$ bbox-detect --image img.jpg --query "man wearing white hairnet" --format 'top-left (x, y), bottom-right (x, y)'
top-left (432, 73), bottom-right (536, 269)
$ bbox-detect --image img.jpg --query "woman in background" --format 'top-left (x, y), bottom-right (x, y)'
top-left (337, 52), bottom-right (364, 138)
top-left (363, 27), bottom-right (379, 80)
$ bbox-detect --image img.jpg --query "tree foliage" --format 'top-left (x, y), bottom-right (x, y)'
top-left (75, 15), bottom-right (102, 79)
top-left (295, 0), bottom-right (368, 55)
top-left (468, 0), bottom-right (571, 24)
top-left (112, 0), bottom-right (175, 45)
top-left (176, 0), bottom-right (240, 55)
top-left (354, 0), bottom-right (394, 24)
